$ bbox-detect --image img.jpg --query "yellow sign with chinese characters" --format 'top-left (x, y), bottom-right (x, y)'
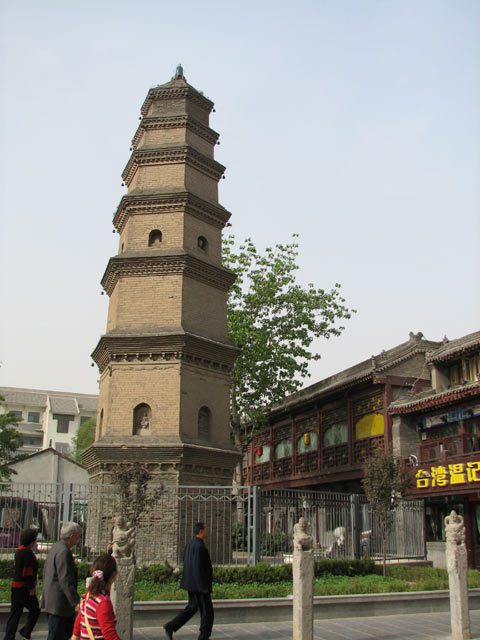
top-left (416, 461), bottom-right (480, 489)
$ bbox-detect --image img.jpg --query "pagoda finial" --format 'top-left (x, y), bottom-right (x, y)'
top-left (174, 64), bottom-right (185, 80)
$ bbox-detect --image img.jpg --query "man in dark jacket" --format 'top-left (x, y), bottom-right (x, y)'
top-left (164, 522), bottom-right (213, 640)
top-left (40, 522), bottom-right (82, 640)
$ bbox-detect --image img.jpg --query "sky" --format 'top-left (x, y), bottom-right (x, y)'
top-left (0, 0), bottom-right (479, 396)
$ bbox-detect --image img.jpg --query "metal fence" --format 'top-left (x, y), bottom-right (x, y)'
top-left (257, 488), bottom-right (425, 563)
top-left (0, 483), bottom-right (424, 566)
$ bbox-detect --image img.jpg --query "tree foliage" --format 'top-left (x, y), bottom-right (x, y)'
top-left (0, 395), bottom-right (25, 480)
top-left (222, 234), bottom-right (355, 439)
top-left (362, 448), bottom-right (411, 576)
top-left (71, 418), bottom-right (96, 462)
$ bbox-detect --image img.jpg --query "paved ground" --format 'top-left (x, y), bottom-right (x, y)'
top-left (134, 610), bottom-right (480, 640)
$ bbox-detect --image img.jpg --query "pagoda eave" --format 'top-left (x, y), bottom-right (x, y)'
top-left (100, 251), bottom-right (236, 295)
top-left (113, 191), bottom-right (231, 233)
top-left (91, 331), bottom-right (241, 373)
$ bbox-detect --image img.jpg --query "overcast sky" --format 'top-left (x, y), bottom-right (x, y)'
top-left (0, 0), bottom-right (478, 396)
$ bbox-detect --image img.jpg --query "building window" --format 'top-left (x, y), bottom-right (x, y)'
top-left (80, 416), bottom-right (91, 425)
top-left (297, 431), bottom-right (318, 454)
top-left (255, 445), bottom-right (271, 464)
top-left (450, 364), bottom-right (460, 387)
top-left (12, 411), bottom-right (23, 420)
top-left (323, 422), bottom-right (348, 447)
top-left (355, 413), bottom-right (384, 440)
top-left (148, 230), bottom-right (162, 246)
top-left (197, 236), bottom-right (208, 251)
top-left (53, 414), bottom-right (74, 434)
top-left (28, 412), bottom-right (40, 423)
top-left (464, 356), bottom-right (479, 383)
top-left (274, 439), bottom-right (292, 459)
top-left (198, 406), bottom-right (211, 439)
top-left (22, 436), bottom-right (42, 446)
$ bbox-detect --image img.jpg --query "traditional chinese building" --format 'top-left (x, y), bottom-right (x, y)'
top-left (82, 66), bottom-right (241, 487)
top-left (242, 332), bottom-right (441, 493)
top-left (389, 330), bottom-right (480, 568)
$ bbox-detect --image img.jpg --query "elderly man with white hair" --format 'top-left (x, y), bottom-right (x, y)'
top-left (41, 522), bottom-right (82, 640)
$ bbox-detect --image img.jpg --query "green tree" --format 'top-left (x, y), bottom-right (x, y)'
top-left (71, 418), bottom-right (96, 462)
top-left (362, 448), bottom-right (411, 576)
top-left (0, 395), bottom-right (25, 480)
top-left (222, 234), bottom-right (355, 443)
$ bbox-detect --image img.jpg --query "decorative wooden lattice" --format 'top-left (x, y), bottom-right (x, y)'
top-left (322, 408), bottom-right (347, 431)
top-left (353, 435), bottom-right (384, 463)
top-left (295, 414), bottom-right (317, 435)
top-left (273, 457), bottom-right (293, 477)
top-left (252, 462), bottom-right (270, 482)
top-left (296, 451), bottom-right (318, 473)
top-left (352, 394), bottom-right (383, 419)
top-left (272, 424), bottom-right (291, 442)
top-left (322, 444), bottom-right (349, 469)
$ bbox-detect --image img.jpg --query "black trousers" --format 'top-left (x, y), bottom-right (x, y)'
top-left (166, 591), bottom-right (214, 640)
top-left (4, 588), bottom-right (40, 640)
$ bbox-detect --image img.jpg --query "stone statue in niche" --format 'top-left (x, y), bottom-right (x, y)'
top-left (133, 404), bottom-right (151, 436)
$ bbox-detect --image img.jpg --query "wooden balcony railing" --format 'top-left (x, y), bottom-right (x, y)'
top-left (419, 433), bottom-right (479, 463)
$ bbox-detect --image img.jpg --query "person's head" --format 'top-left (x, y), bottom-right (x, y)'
top-left (60, 522), bottom-right (82, 548)
top-left (88, 554), bottom-right (117, 597)
top-left (20, 528), bottom-right (38, 548)
top-left (194, 522), bottom-right (208, 539)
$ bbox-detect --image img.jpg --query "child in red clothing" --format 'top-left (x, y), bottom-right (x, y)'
top-left (72, 555), bottom-right (121, 640)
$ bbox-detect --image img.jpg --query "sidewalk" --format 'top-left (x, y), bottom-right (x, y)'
top-left (134, 610), bottom-right (480, 640)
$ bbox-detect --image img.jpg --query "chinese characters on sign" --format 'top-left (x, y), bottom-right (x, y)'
top-left (416, 461), bottom-right (480, 489)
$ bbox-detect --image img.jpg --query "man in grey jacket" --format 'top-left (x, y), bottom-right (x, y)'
top-left (41, 522), bottom-right (82, 640)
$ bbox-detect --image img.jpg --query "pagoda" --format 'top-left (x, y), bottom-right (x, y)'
top-left (83, 66), bottom-right (241, 487)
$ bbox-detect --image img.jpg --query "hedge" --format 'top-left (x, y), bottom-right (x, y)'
top-left (0, 557), bottom-right (375, 584)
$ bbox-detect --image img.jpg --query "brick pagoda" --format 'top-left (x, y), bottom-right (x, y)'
top-left (82, 66), bottom-right (241, 488)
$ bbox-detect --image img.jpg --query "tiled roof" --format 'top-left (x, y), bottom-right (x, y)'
top-left (49, 396), bottom-right (78, 415)
top-left (76, 396), bottom-right (98, 412)
top-left (0, 388), bottom-right (47, 407)
top-left (427, 330), bottom-right (480, 364)
top-left (271, 333), bottom-right (441, 413)
top-left (389, 380), bottom-right (480, 414)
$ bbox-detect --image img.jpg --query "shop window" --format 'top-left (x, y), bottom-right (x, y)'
top-left (274, 439), bottom-right (292, 459)
top-left (53, 414), bottom-right (74, 434)
top-left (323, 422), bottom-right (348, 447)
top-left (255, 444), bottom-right (271, 464)
top-left (198, 406), bottom-right (211, 439)
top-left (297, 431), bottom-right (318, 454)
top-left (355, 413), bottom-right (384, 440)
top-left (28, 412), bottom-right (40, 423)
top-left (148, 230), bottom-right (162, 246)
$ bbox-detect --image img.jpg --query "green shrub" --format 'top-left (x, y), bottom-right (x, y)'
top-left (314, 558), bottom-right (376, 577)
top-left (136, 563), bottom-right (176, 583)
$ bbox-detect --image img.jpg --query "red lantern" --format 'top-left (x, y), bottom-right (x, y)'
top-left (256, 446), bottom-right (263, 457)
top-left (303, 433), bottom-right (310, 446)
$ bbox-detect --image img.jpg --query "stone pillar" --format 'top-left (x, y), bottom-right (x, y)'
top-left (292, 518), bottom-right (314, 640)
top-left (110, 517), bottom-right (136, 640)
top-left (445, 510), bottom-right (471, 640)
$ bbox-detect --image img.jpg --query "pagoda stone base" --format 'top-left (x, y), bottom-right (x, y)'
top-left (81, 439), bottom-right (241, 565)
